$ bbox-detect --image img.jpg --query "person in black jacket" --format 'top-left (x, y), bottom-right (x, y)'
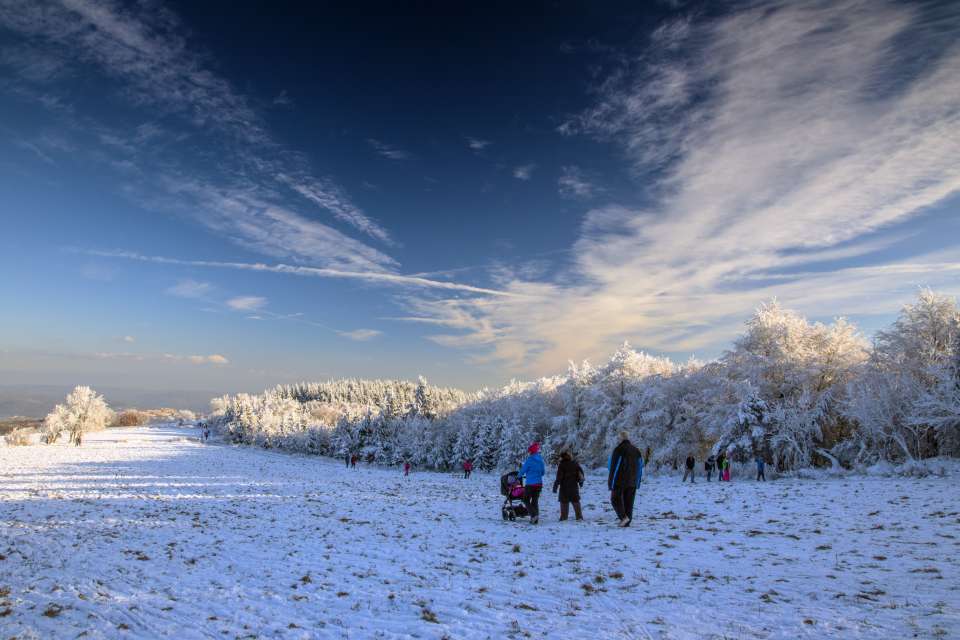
top-left (683, 455), bottom-right (696, 482)
top-left (608, 431), bottom-right (642, 527)
top-left (553, 451), bottom-right (585, 521)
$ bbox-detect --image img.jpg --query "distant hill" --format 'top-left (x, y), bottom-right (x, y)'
top-left (0, 385), bottom-right (220, 419)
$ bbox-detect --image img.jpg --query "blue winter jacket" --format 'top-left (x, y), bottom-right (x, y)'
top-left (520, 453), bottom-right (546, 487)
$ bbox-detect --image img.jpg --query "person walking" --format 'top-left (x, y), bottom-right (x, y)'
top-left (403, 461), bottom-right (411, 477)
top-left (608, 431), bottom-right (642, 527)
top-left (520, 442), bottom-right (545, 525)
top-left (350, 454), bottom-right (358, 468)
top-left (722, 456), bottom-right (731, 482)
top-left (755, 455), bottom-right (766, 481)
top-left (345, 454), bottom-right (351, 467)
top-left (553, 451), bottom-right (585, 521)
top-left (716, 452), bottom-right (726, 481)
top-left (705, 455), bottom-right (716, 482)
top-left (683, 455), bottom-right (696, 482)
top-left (463, 460), bottom-right (473, 479)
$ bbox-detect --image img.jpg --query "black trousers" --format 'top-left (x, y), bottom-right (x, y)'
top-left (523, 485), bottom-right (542, 520)
top-left (559, 501), bottom-right (583, 521)
top-left (611, 487), bottom-right (637, 521)
top-left (757, 468), bottom-right (765, 481)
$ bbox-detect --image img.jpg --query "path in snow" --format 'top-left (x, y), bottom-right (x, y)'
top-left (1, 426), bottom-right (958, 639)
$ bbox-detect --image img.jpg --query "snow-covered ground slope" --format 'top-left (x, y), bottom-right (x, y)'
top-left (1, 426), bottom-right (957, 639)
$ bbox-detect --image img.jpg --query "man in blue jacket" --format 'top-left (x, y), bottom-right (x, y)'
top-left (608, 431), bottom-right (643, 527)
top-left (520, 442), bottom-right (545, 525)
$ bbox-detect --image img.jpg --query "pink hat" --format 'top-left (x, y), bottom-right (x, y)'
top-left (528, 442), bottom-right (541, 454)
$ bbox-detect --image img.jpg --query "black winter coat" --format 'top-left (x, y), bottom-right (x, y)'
top-left (608, 440), bottom-right (642, 490)
top-left (553, 459), bottom-right (584, 503)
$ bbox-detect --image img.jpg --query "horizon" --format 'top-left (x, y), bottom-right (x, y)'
top-left (2, 0), bottom-right (959, 395)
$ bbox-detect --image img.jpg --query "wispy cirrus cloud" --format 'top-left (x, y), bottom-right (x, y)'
top-left (367, 138), bottom-right (410, 160)
top-left (84, 249), bottom-right (518, 297)
top-left (276, 173), bottom-right (394, 246)
top-left (0, 0), bottom-right (397, 267)
top-left (408, 0), bottom-right (960, 374)
top-left (157, 178), bottom-right (397, 271)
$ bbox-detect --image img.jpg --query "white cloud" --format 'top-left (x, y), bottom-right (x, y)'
top-left (187, 354), bottom-right (229, 365)
top-left (338, 329), bottom-right (382, 341)
top-left (122, 335), bottom-right (135, 343)
top-left (367, 138), bottom-right (410, 160)
top-left (166, 279), bottom-right (212, 298)
top-left (557, 166), bottom-right (599, 199)
top-left (93, 351), bottom-right (229, 365)
top-left (227, 296), bottom-right (267, 311)
top-left (272, 90), bottom-right (292, 106)
top-left (467, 137), bottom-right (491, 151)
top-left (513, 164), bottom-right (535, 181)
top-left (402, 0), bottom-right (960, 375)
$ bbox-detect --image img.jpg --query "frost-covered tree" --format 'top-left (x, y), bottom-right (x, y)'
top-left (724, 302), bottom-right (867, 468)
top-left (44, 386), bottom-right (113, 444)
top-left (845, 290), bottom-right (959, 462)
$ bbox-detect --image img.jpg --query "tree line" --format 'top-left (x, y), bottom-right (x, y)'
top-left (209, 289), bottom-right (959, 471)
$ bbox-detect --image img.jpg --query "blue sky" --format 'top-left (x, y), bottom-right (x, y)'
top-left (1, 0), bottom-right (959, 395)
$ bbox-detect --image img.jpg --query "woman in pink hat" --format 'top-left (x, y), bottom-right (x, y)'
top-left (520, 442), bottom-right (546, 524)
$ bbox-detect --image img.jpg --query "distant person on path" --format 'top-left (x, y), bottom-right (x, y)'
top-left (716, 452), bottom-right (726, 481)
top-left (403, 461), bottom-right (411, 477)
top-left (755, 456), bottom-right (766, 481)
top-left (463, 460), bottom-right (473, 479)
top-left (203, 427), bottom-right (210, 442)
top-left (683, 455), bottom-right (696, 482)
top-left (345, 454), bottom-right (351, 467)
top-left (722, 456), bottom-right (731, 482)
top-left (705, 455), bottom-right (716, 482)
top-left (608, 431), bottom-right (642, 527)
top-left (350, 454), bottom-right (358, 468)
top-left (553, 451), bottom-right (585, 521)
top-left (520, 442), bottom-right (545, 525)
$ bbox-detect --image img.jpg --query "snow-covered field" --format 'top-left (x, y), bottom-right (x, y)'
top-left (1, 426), bottom-right (957, 639)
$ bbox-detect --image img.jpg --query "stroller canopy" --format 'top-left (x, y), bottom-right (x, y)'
top-left (500, 471), bottom-right (521, 496)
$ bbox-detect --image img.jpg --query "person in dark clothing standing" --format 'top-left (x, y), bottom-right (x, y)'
top-left (608, 431), bottom-right (642, 527)
top-left (553, 451), bottom-right (585, 521)
top-left (705, 455), bottom-right (716, 482)
top-left (755, 456), bottom-right (766, 481)
top-left (716, 452), bottom-right (726, 481)
top-left (682, 455), bottom-right (696, 482)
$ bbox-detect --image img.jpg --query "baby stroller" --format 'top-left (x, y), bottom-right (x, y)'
top-left (500, 471), bottom-right (528, 521)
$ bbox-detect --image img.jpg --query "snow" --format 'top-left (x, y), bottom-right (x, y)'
top-left (1, 426), bottom-right (958, 639)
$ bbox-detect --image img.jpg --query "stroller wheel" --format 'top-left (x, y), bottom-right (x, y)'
top-left (509, 512), bottom-right (516, 521)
